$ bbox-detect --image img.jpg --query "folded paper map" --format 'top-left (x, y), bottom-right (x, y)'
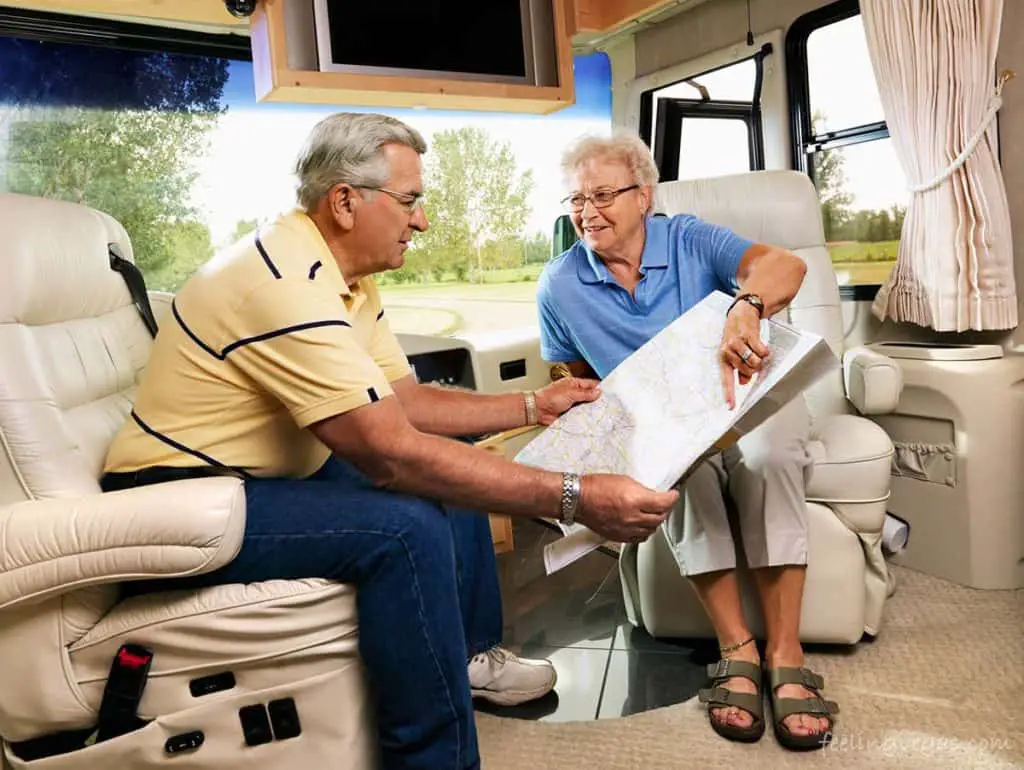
top-left (514, 290), bottom-right (839, 573)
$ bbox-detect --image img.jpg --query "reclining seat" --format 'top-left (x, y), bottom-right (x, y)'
top-left (0, 193), bottom-right (376, 769)
top-left (618, 170), bottom-right (903, 645)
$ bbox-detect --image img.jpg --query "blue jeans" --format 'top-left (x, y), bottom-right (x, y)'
top-left (113, 457), bottom-right (502, 770)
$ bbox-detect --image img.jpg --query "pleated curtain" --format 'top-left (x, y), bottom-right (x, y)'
top-left (861, 0), bottom-right (1016, 331)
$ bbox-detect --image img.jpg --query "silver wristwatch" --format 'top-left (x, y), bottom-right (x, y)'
top-left (560, 472), bottom-right (581, 525)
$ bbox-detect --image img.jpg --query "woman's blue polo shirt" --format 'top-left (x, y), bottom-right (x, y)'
top-left (537, 214), bottom-right (753, 379)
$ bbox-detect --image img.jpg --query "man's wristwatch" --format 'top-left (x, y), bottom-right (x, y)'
top-left (728, 293), bottom-right (765, 319)
top-left (559, 472), bottom-right (581, 526)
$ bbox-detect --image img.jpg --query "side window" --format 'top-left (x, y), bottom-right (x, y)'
top-left (640, 50), bottom-right (770, 183)
top-left (787, 1), bottom-right (906, 289)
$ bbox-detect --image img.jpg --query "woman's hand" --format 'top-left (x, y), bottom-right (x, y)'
top-left (718, 302), bottom-right (770, 409)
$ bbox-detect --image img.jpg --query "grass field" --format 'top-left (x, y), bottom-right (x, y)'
top-left (381, 249), bottom-right (897, 336)
top-left (828, 240), bottom-right (899, 263)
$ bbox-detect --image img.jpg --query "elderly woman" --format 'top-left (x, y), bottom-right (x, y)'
top-left (536, 133), bottom-right (839, 751)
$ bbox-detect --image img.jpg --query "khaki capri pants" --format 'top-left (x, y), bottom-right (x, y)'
top-left (662, 398), bottom-right (814, 576)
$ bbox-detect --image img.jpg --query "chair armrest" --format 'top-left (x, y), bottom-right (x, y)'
top-left (843, 346), bottom-right (903, 414)
top-left (0, 477), bottom-right (245, 611)
top-left (807, 414), bottom-right (893, 533)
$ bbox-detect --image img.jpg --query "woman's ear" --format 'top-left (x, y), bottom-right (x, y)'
top-left (639, 185), bottom-right (654, 214)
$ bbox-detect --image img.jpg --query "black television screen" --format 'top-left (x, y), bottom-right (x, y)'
top-left (318, 0), bottom-right (529, 80)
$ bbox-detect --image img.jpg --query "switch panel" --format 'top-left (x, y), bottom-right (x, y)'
top-left (408, 347), bottom-right (475, 389)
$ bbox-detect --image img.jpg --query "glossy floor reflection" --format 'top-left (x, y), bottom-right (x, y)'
top-left (480, 517), bottom-right (712, 723)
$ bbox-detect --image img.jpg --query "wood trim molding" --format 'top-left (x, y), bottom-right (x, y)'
top-left (569, 0), bottom-right (604, 34)
top-left (572, 0), bottom-right (679, 34)
top-left (5, 0), bottom-right (681, 39)
top-left (0, 0), bottom-right (248, 29)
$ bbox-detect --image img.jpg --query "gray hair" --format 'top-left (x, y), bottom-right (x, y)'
top-left (294, 113), bottom-right (428, 211)
top-left (561, 132), bottom-right (660, 209)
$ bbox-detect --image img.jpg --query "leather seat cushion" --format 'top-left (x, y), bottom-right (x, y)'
top-left (807, 414), bottom-right (893, 504)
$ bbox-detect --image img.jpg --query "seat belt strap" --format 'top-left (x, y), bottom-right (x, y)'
top-left (108, 243), bottom-right (159, 338)
top-left (94, 643), bottom-right (154, 743)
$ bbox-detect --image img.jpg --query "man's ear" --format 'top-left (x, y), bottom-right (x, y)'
top-left (329, 184), bottom-right (359, 230)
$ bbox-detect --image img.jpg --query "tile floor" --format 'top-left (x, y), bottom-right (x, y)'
top-left (479, 517), bottom-right (720, 722)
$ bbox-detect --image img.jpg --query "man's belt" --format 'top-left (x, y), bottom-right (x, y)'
top-left (101, 465), bottom-right (246, 492)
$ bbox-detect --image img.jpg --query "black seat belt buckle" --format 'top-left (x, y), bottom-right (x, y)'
top-left (95, 643), bottom-right (154, 743)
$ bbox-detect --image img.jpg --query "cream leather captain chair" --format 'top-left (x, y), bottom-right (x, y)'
top-left (618, 170), bottom-right (902, 645)
top-left (0, 193), bottom-right (376, 769)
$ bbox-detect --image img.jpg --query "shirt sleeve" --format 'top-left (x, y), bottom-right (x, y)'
top-left (226, 279), bottom-right (395, 428)
top-left (678, 216), bottom-right (754, 292)
top-left (537, 275), bottom-right (581, 363)
top-left (369, 307), bottom-right (413, 383)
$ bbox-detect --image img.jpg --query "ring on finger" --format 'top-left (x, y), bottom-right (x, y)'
top-left (739, 347), bottom-right (754, 363)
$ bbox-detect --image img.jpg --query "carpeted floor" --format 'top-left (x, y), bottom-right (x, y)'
top-left (477, 566), bottom-right (1024, 769)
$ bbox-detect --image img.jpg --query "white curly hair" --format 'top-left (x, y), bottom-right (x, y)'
top-left (560, 132), bottom-right (659, 213)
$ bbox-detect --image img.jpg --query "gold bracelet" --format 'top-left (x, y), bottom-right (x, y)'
top-left (523, 390), bottom-right (538, 426)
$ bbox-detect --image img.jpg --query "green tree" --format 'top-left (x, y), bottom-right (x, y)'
top-left (810, 111), bottom-right (853, 242)
top-left (480, 236), bottom-right (524, 271)
top-left (413, 126), bottom-right (534, 282)
top-left (3, 49), bottom-right (228, 291)
top-left (522, 231), bottom-right (553, 264)
top-left (145, 220), bottom-right (215, 292)
top-left (8, 109), bottom-right (219, 280)
top-left (889, 204), bottom-right (906, 240)
top-left (227, 218), bottom-right (260, 245)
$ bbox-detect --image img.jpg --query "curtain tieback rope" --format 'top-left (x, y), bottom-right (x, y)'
top-left (907, 69), bottom-right (1015, 194)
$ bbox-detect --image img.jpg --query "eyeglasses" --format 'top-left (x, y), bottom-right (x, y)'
top-left (366, 187), bottom-right (426, 213)
top-left (561, 185), bottom-right (639, 213)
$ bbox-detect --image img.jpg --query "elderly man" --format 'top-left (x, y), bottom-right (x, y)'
top-left (536, 133), bottom-right (839, 751)
top-left (100, 114), bottom-right (679, 770)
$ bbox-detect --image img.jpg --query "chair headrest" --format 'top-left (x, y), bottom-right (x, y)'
top-left (654, 170), bottom-right (826, 250)
top-left (0, 193), bottom-right (136, 326)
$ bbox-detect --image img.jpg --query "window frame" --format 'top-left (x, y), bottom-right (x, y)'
top-left (0, 7), bottom-right (251, 60)
top-left (640, 43), bottom-right (772, 182)
top-left (785, 0), bottom-right (891, 299)
top-left (786, 0), bottom-right (888, 179)
top-left (653, 101), bottom-right (763, 182)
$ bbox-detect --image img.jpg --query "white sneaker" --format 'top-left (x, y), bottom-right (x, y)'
top-left (468, 647), bottom-right (557, 706)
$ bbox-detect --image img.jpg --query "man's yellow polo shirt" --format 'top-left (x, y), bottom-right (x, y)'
top-left (103, 209), bottom-right (411, 479)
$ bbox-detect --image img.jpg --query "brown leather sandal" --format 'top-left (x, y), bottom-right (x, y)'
top-left (697, 659), bottom-right (766, 743)
top-left (767, 666), bottom-right (840, 751)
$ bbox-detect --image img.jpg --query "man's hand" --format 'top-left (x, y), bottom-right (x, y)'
top-left (534, 376), bottom-right (601, 426)
top-left (719, 302), bottom-right (770, 409)
top-left (574, 475), bottom-right (678, 543)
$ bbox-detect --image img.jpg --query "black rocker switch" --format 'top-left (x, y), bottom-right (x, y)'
top-left (189, 671), bottom-right (236, 698)
top-left (268, 698), bottom-right (302, 740)
top-left (238, 704), bottom-right (273, 747)
top-left (165, 730), bottom-right (204, 755)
